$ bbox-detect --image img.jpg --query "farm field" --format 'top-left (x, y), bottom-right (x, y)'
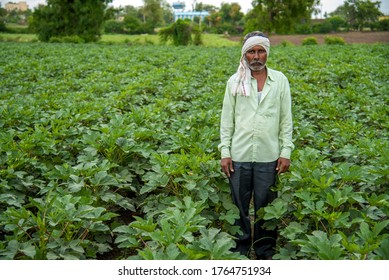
top-left (0, 41), bottom-right (388, 260)
top-left (2, 31), bottom-right (389, 46)
top-left (0, 33), bottom-right (240, 47)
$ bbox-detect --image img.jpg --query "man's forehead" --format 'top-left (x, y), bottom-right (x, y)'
top-left (247, 45), bottom-right (266, 51)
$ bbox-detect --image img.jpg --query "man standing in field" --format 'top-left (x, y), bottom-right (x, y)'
top-left (219, 31), bottom-right (294, 259)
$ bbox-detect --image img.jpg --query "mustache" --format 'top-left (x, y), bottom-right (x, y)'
top-left (249, 60), bottom-right (264, 66)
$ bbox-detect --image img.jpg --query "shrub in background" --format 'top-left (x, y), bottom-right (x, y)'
top-left (281, 40), bottom-right (294, 47)
top-left (324, 35), bottom-right (346, 45)
top-left (159, 19), bottom-right (202, 46)
top-left (302, 37), bottom-right (318, 45)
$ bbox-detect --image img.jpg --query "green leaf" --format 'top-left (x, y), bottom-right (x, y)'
top-left (263, 199), bottom-right (288, 219)
top-left (178, 244), bottom-right (207, 260)
top-left (90, 171), bottom-right (117, 186)
top-left (77, 206), bottom-right (106, 219)
top-left (374, 239), bottom-right (389, 260)
top-left (68, 175), bottom-right (84, 193)
top-left (280, 222), bottom-right (307, 240)
top-left (373, 220), bottom-right (389, 237)
top-left (20, 242), bottom-right (36, 258)
top-left (358, 222), bottom-right (373, 242)
top-left (297, 231), bottom-right (344, 260)
top-left (219, 209), bottom-right (238, 225)
top-left (0, 240), bottom-right (19, 260)
top-left (131, 217), bottom-right (157, 233)
top-left (165, 243), bottom-right (182, 260)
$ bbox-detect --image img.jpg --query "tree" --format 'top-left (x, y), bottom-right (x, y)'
top-left (30, 0), bottom-right (112, 42)
top-left (122, 5), bottom-right (144, 34)
top-left (203, 3), bottom-right (244, 34)
top-left (220, 3), bottom-right (244, 24)
top-left (336, 0), bottom-right (383, 30)
top-left (141, 0), bottom-right (164, 33)
top-left (194, 3), bottom-right (217, 13)
top-left (0, 7), bottom-right (6, 32)
top-left (327, 15), bottom-right (347, 31)
top-left (161, 1), bottom-right (174, 25)
top-left (245, 0), bottom-right (320, 34)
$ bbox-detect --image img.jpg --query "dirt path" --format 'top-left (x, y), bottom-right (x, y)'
top-left (230, 31), bottom-right (389, 45)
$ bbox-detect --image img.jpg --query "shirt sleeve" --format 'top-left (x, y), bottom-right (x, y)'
top-left (218, 79), bottom-right (236, 159)
top-left (278, 77), bottom-right (294, 159)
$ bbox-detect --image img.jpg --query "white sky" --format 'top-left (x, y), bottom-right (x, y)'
top-left (1, 0), bottom-right (389, 16)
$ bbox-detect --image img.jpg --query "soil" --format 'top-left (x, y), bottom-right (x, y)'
top-left (229, 31), bottom-right (389, 45)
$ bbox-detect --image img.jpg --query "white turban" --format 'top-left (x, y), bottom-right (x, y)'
top-left (232, 36), bottom-right (270, 96)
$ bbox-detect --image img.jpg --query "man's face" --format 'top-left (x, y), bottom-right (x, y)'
top-left (245, 45), bottom-right (267, 72)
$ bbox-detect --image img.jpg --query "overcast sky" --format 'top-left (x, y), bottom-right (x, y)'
top-left (1, 0), bottom-right (389, 16)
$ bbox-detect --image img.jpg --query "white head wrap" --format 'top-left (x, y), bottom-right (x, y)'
top-left (232, 36), bottom-right (270, 96)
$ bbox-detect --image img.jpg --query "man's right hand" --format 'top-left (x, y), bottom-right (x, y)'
top-left (220, 157), bottom-right (234, 178)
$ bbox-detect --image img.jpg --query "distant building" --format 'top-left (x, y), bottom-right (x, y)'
top-left (174, 11), bottom-right (209, 22)
top-left (5, 1), bottom-right (29, 12)
top-left (172, 1), bottom-right (209, 23)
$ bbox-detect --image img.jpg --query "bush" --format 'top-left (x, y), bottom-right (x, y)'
top-left (312, 21), bottom-right (333, 34)
top-left (0, 20), bottom-right (7, 32)
top-left (294, 23), bottom-right (312, 34)
top-left (123, 15), bottom-right (146, 34)
top-left (104, 20), bottom-right (126, 34)
top-left (378, 19), bottom-right (389, 31)
top-left (327, 16), bottom-right (347, 32)
top-left (159, 19), bottom-right (202, 46)
top-left (302, 37), bottom-right (318, 45)
top-left (281, 40), bottom-right (294, 47)
top-left (324, 35), bottom-right (346, 45)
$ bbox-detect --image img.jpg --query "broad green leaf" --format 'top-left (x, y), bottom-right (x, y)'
top-left (20, 242), bottom-right (36, 258)
top-left (263, 199), bottom-right (288, 219)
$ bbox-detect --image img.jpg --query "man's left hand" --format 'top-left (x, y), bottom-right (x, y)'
top-left (276, 157), bottom-right (290, 174)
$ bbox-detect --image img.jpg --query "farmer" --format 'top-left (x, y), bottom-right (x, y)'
top-left (218, 31), bottom-right (294, 259)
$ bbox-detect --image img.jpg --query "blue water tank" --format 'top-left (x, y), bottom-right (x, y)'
top-left (172, 2), bottom-right (186, 10)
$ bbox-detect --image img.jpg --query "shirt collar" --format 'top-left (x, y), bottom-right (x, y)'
top-left (250, 67), bottom-right (275, 82)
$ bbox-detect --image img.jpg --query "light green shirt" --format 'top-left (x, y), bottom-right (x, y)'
top-left (218, 67), bottom-right (294, 162)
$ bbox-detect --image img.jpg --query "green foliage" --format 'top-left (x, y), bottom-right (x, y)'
top-left (159, 19), bottom-right (202, 46)
top-left (0, 20), bottom-right (6, 32)
top-left (203, 3), bottom-right (244, 35)
top-left (0, 8), bottom-right (7, 32)
top-left (49, 35), bottom-right (85, 44)
top-left (0, 192), bottom-right (117, 259)
top-left (245, 0), bottom-right (319, 34)
top-left (327, 16), bottom-right (347, 32)
top-left (102, 2), bottom-right (172, 35)
top-left (30, 0), bottom-right (112, 42)
top-left (302, 36), bottom-right (318, 45)
top-left (281, 40), bottom-right (294, 47)
top-left (377, 18), bottom-right (389, 31)
top-left (331, 0), bottom-right (383, 31)
top-left (142, 0), bottom-right (165, 32)
top-left (104, 20), bottom-right (126, 34)
top-left (312, 16), bottom-right (348, 34)
top-left (324, 35), bottom-right (346, 45)
top-left (0, 42), bottom-right (240, 259)
top-left (114, 197), bottom-right (245, 260)
top-left (0, 42), bottom-right (388, 260)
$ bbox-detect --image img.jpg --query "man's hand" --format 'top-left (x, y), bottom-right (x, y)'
top-left (276, 157), bottom-right (290, 174)
top-left (221, 157), bottom-right (234, 177)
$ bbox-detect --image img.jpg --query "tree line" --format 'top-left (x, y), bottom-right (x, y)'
top-left (0, 0), bottom-right (387, 43)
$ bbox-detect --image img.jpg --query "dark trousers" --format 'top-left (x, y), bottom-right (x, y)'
top-left (229, 161), bottom-right (277, 259)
